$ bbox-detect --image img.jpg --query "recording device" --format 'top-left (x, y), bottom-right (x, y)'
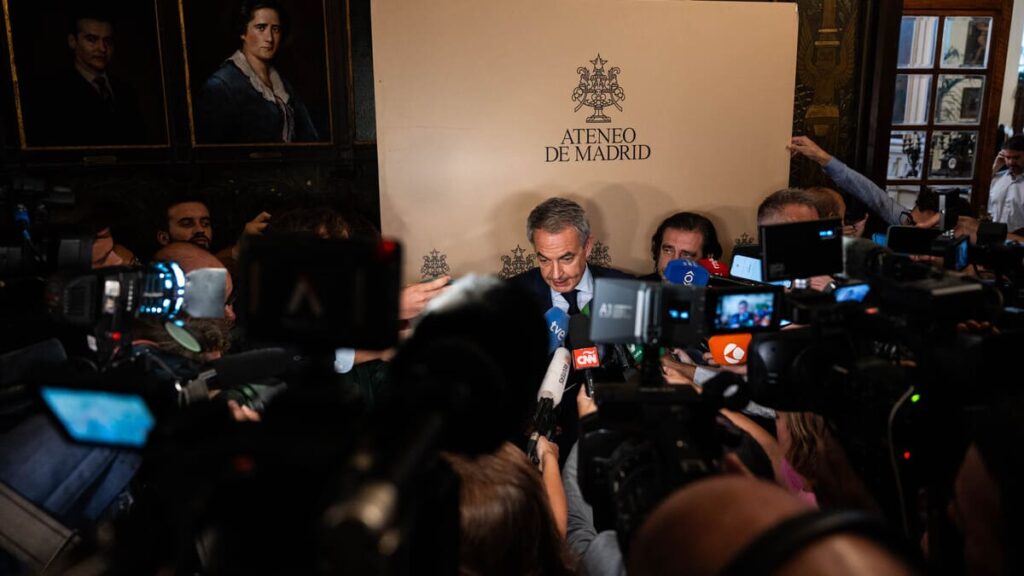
top-left (590, 278), bottom-right (781, 347)
top-left (834, 282), bottom-right (871, 303)
top-left (577, 372), bottom-right (750, 551)
top-left (41, 387), bottom-right (156, 448)
top-left (760, 218), bottom-right (843, 281)
top-left (697, 257), bottom-right (726, 277)
top-left (728, 247), bottom-right (791, 288)
top-left (526, 347), bottom-right (571, 464)
top-left (743, 236), bottom-right (1006, 553)
top-left (664, 259), bottom-right (709, 286)
top-left (239, 235), bottom-right (403, 351)
top-left (569, 314), bottom-right (600, 396)
top-left (885, 226), bottom-right (969, 271)
top-left (545, 307), bottom-right (569, 353)
top-left (708, 333), bottom-right (752, 366)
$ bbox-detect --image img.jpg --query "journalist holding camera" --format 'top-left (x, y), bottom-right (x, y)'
top-left (2, 161), bottom-right (1023, 576)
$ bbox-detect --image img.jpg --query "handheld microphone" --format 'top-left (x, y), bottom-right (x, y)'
top-left (544, 307), bottom-right (570, 354)
top-left (698, 257), bottom-right (726, 277)
top-left (179, 347), bottom-right (296, 406)
top-left (568, 314), bottom-right (600, 397)
top-left (664, 259), bottom-right (710, 286)
top-left (526, 347), bottom-right (571, 463)
top-left (708, 333), bottom-right (752, 366)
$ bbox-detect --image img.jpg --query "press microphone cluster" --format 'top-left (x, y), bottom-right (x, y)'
top-left (526, 347), bottom-right (571, 463)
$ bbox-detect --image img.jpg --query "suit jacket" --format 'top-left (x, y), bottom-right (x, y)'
top-left (29, 68), bottom-right (146, 146)
top-left (507, 265), bottom-right (634, 312)
top-left (507, 264), bottom-right (635, 466)
top-left (196, 60), bottom-right (318, 144)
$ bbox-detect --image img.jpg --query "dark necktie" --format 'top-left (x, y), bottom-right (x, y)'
top-left (94, 77), bottom-right (113, 109)
top-left (563, 289), bottom-right (581, 316)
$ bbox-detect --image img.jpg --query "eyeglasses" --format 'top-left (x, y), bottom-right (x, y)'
top-left (899, 210), bottom-right (916, 226)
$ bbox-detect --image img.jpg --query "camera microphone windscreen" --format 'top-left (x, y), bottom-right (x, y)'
top-left (664, 259), bottom-right (710, 287)
top-left (538, 347), bottom-right (571, 406)
top-left (708, 333), bottom-right (752, 366)
top-left (206, 348), bottom-right (294, 390)
top-left (697, 258), bottom-right (727, 277)
top-left (544, 307), bottom-right (570, 353)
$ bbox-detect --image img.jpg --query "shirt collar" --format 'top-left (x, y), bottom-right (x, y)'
top-left (550, 265), bottom-right (594, 312)
top-left (229, 50), bottom-right (290, 105)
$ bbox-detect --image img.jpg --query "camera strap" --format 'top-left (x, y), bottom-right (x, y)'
top-left (719, 509), bottom-right (906, 576)
top-left (0, 481), bottom-right (79, 573)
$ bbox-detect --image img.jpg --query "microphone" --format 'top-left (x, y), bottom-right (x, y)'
top-left (698, 257), bottom-right (727, 277)
top-left (708, 333), bottom-right (752, 366)
top-left (179, 347), bottom-right (296, 406)
top-left (526, 347), bottom-right (571, 463)
top-left (544, 307), bottom-right (570, 354)
top-left (568, 314), bottom-right (600, 396)
top-left (664, 259), bottom-right (710, 286)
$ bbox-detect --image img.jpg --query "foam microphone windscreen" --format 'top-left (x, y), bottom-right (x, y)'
top-left (537, 347), bottom-right (571, 406)
top-left (544, 307), bottom-right (570, 353)
top-left (708, 333), bottom-right (752, 366)
top-left (664, 259), bottom-right (710, 286)
top-left (698, 258), bottom-right (727, 277)
top-left (207, 348), bottom-right (293, 389)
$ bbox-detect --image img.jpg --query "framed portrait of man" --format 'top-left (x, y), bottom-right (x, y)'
top-left (1, 0), bottom-right (171, 150)
top-left (179, 0), bottom-right (335, 147)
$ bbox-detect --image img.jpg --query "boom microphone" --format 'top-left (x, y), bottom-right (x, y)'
top-left (664, 259), bottom-right (710, 287)
top-left (179, 347), bottom-right (296, 406)
top-left (526, 347), bottom-right (571, 463)
top-left (544, 307), bottom-right (570, 353)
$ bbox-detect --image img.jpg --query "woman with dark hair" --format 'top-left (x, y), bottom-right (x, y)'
top-left (195, 1), bottom-right (318, 143)
top-left (445, 443), bottom-right (575, 576)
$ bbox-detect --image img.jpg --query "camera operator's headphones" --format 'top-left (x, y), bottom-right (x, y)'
top-left (720, 509), bottom-right (919, 575)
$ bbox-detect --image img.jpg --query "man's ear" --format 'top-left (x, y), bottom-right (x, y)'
top-left (583, 235), bottom-right (594, 260)
top-left (67, 34), bottom-right (77, 51)
top-left (157, 231), bottom-right (170, 246)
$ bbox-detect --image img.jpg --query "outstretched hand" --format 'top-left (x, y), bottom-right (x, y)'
top-left (788, 136), bottom-right (833, 167)
top-left (400, 275), bottom-right (451, 320)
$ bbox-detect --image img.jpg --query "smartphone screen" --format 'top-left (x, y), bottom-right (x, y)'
top-left (834, 283), bottom-right (871, 303)
top-left (41, 387), bottom-right (155, 448)
top-left (730, 254), bottom-right (791, 288)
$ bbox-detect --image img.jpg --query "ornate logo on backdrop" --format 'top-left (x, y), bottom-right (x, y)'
top-left (546, 54), bottom-right (651, 163)
top-left (421, 249), bottom-right (451, 280)
top-left (587, 241), bottom-right (611, 268)
top-left (499, 245), bottom-right (537, 279)
top-left (572, 54), bottom-right (625, 124)
top-left (734, 233), bottom-right (755, 247)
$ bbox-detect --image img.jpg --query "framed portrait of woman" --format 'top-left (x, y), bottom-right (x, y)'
top-left (178, 0), bottom-right (335, 148)
top-left (1, 0), bottom-right (171, 153)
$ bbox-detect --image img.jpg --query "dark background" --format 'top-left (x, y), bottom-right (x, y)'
top-left (7, 0), bottom-right (169, 148)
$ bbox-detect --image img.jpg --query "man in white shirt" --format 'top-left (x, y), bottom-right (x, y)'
top-left (988, 135), bottom-right (1024, 234)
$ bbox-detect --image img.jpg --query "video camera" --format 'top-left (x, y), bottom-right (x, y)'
top-left (590, 280), bottom-right (782, 347)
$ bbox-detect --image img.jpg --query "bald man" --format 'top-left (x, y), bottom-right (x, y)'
top-left (153, 241), bottom-right (234, 322)
top-left (629, 476), bottom-right (914, 576)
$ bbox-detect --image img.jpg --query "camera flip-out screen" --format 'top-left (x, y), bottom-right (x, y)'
top-left (760, 219), bottom-right (843, 281)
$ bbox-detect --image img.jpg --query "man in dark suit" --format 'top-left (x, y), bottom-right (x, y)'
top-left (29, 10), bottom-right (145, 146)
top-left (508, 197), bottom-right (632, 465)
top-left (640, 212), bottom-right (723, 281)
top-left (509, 197), bottom-right (632, 315)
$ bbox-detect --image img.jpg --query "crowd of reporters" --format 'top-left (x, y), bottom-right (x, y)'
top-left (0, 133), bottom-right (1023, 575)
